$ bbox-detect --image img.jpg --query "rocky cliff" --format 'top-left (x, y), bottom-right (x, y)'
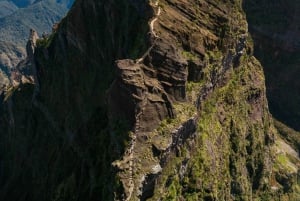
top-left (0, 0), bottom-right (299, 201)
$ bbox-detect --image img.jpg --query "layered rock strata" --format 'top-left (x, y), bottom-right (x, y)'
top-left (0, 0), bottom-right (299, 201)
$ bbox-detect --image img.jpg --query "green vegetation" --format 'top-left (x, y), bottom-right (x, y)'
top-left (182, 50), bottom-right (198, 61)
top-left (36, 33), bottom-right (57, 49)
top-left (1, 1), bottom-right (299, 201)
top-left (274, 118), bottom-right (300, 154)
top-left (149, 41), bottom-right (274, 200)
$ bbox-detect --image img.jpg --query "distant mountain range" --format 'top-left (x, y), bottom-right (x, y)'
top-left (0, 1), bottom-right (18, 18)
top-left (0, 0), bottom-right (74, 86)
top-left (0, 0), bottom-right (71, 11)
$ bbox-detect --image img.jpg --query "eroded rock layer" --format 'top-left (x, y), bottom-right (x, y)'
top-left (0, 0), bottom-right (299, 201)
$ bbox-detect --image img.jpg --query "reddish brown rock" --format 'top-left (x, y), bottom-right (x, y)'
top-left (108, 59), bottom-right (175, 132)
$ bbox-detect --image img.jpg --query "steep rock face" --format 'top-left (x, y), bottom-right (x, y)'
top-left (243, 0), bottom-right (300, 131)
top-left (0, 0), bottom-right (299, 201)
top-left (0, 0), bottom-right (152, 200)
top-left (108, 59), bottom-right (175, 132)
top-left (9, 29), bottom-right (39, 87)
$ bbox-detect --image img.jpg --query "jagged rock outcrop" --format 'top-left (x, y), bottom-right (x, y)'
top-left (9, 29), bottom-right (39, 86)
top-left (0, 29), bottom-right (39, 97)
top-left (108, 59), bottom-right (175, 132)
top-left (145, 39), bottom-right (188, 102)
top-left (26, 29), bottom-right (39, 59)
top-left (0, 0), bottom-right (74, 86)
top-left (0, 0), bottom-right (299, 201)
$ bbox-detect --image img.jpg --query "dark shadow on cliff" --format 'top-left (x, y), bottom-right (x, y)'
top-left (243, 0), bottom-right (300, 131)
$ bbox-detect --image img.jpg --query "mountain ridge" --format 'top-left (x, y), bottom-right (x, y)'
top-left (0, 0), bottom-right (299, 200)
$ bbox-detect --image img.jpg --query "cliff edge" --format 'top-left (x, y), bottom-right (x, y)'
top-left (0, 0), bottom-right (299, 201)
